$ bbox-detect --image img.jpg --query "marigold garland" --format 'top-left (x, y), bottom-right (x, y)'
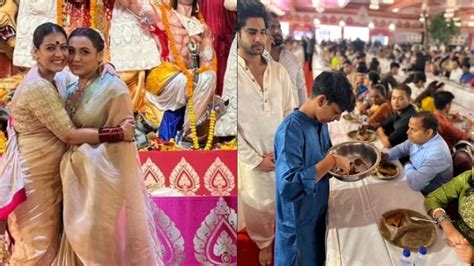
top-left (57, 0), bottom-right (63, 26)
top-left (90, 0), bottom-right (97, 29)
top-left (159, 3), bottom-right (217, 150)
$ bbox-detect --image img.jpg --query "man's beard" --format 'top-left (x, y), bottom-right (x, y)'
top-left (272, 35), bottom-right (283, 47)
top-left (241, 43), bottom-right (264, 55)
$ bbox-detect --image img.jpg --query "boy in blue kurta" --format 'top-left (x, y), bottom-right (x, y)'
top-left (274, 71), bottom-right (356, 266)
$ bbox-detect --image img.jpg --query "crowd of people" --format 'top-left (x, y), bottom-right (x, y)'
top-left (237, 0), bottom-right (473, 265)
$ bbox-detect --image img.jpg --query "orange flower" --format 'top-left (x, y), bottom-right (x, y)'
top-left (57, 0), bottom-right (64, 26)
top-left (90, 0), bottom-right (97, 28)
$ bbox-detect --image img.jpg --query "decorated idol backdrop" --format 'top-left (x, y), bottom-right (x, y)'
top-left (0, 0), bottom-right (237, 264)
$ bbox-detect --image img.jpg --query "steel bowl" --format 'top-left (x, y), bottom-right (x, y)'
top-left (327, 141), bottom-right (381, 182)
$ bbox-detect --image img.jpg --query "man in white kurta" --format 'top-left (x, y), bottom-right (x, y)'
top-left (264, 12), bottom-right (307, 107)
top-left (237, 1), bottom-right (295, 264)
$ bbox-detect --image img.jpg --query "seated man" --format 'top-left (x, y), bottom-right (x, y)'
top-left (381, 62), bottom-right (400, 93)
top-left (433, 91), bottom-right (472, 150)
top-left (375, 84), bottom-right (417, 148)
top-left (460, 63), bottom-right (474, 84)
top-left (383, 111), bottom-right (453, 195)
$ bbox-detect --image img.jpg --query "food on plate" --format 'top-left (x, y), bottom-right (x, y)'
top-left (386, 212), bottom-right (403, 227)
top-left (334, 158), bottom-right (369, 175)
top-left (357, 130), bottom-right (371, 141)
top-left (377, 162), bottom-right (398, 176)
top-left (343, 113), bottom-right (358, 121)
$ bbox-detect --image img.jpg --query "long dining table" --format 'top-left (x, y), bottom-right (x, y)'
top-left (325, 114), bottom-right (470, 266)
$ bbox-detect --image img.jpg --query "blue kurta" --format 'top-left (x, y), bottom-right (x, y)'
top-left (274, 110), bottom-right (333, 266)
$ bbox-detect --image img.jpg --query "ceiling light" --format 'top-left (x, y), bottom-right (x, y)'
top-left (369, 4), bottom-right (379, 10)
top-left (389, 23), bottom-right (396, 31)
top-left (368, 22), bottom-right (375, 29)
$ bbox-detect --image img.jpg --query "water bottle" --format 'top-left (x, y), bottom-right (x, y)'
top-left (400, 248), bottom-right (412, 266)
top-left (415, 246), bottom-right (427, 266)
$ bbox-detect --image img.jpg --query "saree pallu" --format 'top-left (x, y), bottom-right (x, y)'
top-left (7, 132), bottom-right (67, 266)
top-left (57, 75), bottom-right (163, 265)
top-left (0, 126), bottom-right (26, 220)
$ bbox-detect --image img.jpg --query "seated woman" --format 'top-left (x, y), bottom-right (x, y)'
top-left (356, 70), bottom-right (380, 113)
top-left (414, 80), bottom-right (444, 112)
top-left (366, 84), bottom-right (391, 125)
top-left (424, 168), bottom-right (473, 264)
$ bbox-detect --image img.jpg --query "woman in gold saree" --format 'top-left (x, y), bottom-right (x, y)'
top-left (0, 23), bottom-right (135, 265)
top-left (55, 28), bottom-right (163, 265)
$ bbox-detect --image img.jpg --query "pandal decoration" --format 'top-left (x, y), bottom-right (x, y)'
top-left (57, 0), bottom-right (99, 28)
top-left (159, 3), bottom-right (217, 150)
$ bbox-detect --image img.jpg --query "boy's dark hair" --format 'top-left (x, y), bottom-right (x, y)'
top-left (412, 111), bottom-right (439, 134)
top-left (237, 0), bottom-right (268, 32)
top-left (393, 84), bottom-right (412, 99)
top-left (390, 62), bottom-right (400, 69)
top-left (463, 63), bottom-right (471, 69)
top-left (433, 91), bottom-right (455, 110)
top-left (311, 71), bottom-right (356, 112)
top-left (356, 64), bottom-right (368, 74)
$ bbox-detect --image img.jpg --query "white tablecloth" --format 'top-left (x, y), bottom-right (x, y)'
top-left (325, 119), bottom-right (469, 266)
top-left (427, 75), bottom-right (474, 112)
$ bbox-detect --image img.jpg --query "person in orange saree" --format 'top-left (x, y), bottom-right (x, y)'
top-left (0, 22), bottom-right (135, 265)
top-left (54, 28), bottom-right (163, 265)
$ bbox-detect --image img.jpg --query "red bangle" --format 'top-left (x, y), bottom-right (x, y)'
top-left (98, 127), bottom-right (125, 143)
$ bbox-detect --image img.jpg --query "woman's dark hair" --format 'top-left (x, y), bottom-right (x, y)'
top-left (368, 70), bottom-right (380, 85)
top-left (69, 28), bottom-right (105, 52)
top-left (372, 84), bottom-right (387, 99)
top-left (402, 71), bottom-right (426, 85)
top-left (33, 22), bottom-right (67, 49)
top-left (414, 80), bottom-right (443, 107)
top-left (433, 91), bottom-right (455, 110)
top-left (369, 58), bottom-right (380, 73)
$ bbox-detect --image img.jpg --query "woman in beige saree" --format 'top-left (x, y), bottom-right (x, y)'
top-left (54, 28), bottom-right (163, 265)
top-left (0, 23), bottom-right (134, 265)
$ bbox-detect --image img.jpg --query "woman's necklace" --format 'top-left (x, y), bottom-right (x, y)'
top-left (66, 74), bottom-right (97, 117)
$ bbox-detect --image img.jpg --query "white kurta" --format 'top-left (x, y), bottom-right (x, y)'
top-left (237, 55), bottom-right (295, 248)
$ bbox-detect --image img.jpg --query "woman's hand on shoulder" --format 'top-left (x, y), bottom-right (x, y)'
top-left (120, 118), bottom-right (136, 142)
